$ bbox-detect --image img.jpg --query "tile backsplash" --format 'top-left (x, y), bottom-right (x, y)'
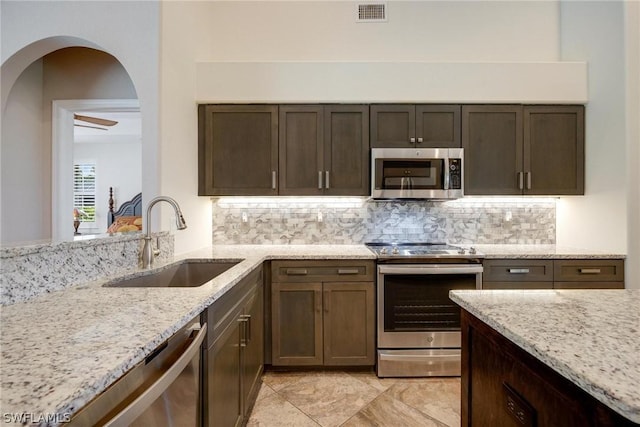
top-left (212, 198), bottom-right (556, 245)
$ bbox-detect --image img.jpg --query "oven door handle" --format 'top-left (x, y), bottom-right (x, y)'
top-left (378, 265), bottom-right (484, 275)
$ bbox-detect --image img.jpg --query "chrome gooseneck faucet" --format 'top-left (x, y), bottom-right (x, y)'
top-left (141, 196), bottom-right (187, 268)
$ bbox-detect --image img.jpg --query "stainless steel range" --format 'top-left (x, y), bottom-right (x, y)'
top-left (366, 242), bottom-right (484, 377)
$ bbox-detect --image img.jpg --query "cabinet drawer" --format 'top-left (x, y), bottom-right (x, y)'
top-left (483, 281), bottom-right (553, 290)
top-left (483, 259), bottom-right (553, 282)
top-left (554, 259), bottom-right (624, 282)
top-left (271, 260), bottom-right (374, 283)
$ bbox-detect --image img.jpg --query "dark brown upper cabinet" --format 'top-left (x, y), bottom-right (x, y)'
top-left (279, 104), bottom-right (369, 196)
top-left (524, 105), bottom-right (584, 195)
top-left (370, 104), bottom-right (461, 148)
top-left (199, 105), bottom-right (278, 196)
top-left (462, 105), bottom-right (584, 196)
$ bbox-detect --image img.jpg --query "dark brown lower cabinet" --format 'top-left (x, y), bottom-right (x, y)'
top-left (483, 259), bottom-right (625, 290)
top-left (270, 261), bottom-right (375, 367)
top-left (461, 310), bottom-right (637, 427)
top-left (203, 267), bottom-right (264, 427)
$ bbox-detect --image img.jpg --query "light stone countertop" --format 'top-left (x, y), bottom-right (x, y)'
top-left (0, 243), bottom-right (627, 426)
top-left (473, 244), bottom-right (626, 259)
top-left (0, 245), bottom-right (374, 427)
top-left (449, 289), bottom-right (640, 424)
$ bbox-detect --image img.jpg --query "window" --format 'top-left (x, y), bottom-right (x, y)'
top-left (73, 162), bottom-right (96, 224)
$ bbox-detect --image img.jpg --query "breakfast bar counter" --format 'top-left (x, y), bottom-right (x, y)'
top-left (450, 289), bottom-right (640, 426)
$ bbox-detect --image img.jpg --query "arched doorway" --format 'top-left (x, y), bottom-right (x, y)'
top-left (1, 41), bottom-right (140, 244)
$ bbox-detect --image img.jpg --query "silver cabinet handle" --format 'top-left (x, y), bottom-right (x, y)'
top-left (518, 172), bottom-right (524, 190)
top-left (579, 268), bottom-right (602, 274)
top-left (104, 324), bottom-right (207, 427)
top-left (417, 137), bottom-right (423, 143)
top-left (325, 171), bottom-right (330, 189)
top-left (526, 172), bottom-right (532, 190)
top-left (508, 268), bottom-right (530, 274)
top-left (318, 171), bottom-right (323, 190)
top-left (238, 316), bottom-right (249, 347)
top-left (272, 171), bottom-right (277, 190)
top-left (410, 137), bottom-right (416, 143)
top-left (338, 268), bottom-right (359, 275)
top-left (286, 268), bottom-right (308, 275)
top-left (239, 314), bottom-right (251, 343)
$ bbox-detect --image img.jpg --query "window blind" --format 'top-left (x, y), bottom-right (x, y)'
top-left (73, 163), bottom-right (96, 223)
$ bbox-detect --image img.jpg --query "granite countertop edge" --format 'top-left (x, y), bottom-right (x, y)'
top-left (449, 290), bottom-right (640, 424)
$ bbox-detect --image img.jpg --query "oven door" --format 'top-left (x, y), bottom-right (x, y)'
top-left (377, 264), bottom-right (482, 349)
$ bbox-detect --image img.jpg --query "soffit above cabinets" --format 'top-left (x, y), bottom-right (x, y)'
top-left (195, 61), bottom-right (588, 104)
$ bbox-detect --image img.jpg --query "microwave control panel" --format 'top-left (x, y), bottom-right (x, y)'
top-left (449, 159), bottom-right (462, 189)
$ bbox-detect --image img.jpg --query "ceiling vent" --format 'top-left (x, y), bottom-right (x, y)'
top-left (356, 2), bottom-right (387, 23)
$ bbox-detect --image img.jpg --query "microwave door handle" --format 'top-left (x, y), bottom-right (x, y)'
top-left (444, 163), bottom-right (450, 190)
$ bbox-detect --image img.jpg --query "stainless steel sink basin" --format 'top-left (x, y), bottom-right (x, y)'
top-left (103, 259), bottom-right (242, 288)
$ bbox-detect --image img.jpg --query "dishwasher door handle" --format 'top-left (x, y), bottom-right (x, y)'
top-left (104, 323), bottom-right (207, 427)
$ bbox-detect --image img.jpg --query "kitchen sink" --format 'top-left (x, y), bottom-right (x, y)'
top-left (103, 259), bottom-right (242, 288)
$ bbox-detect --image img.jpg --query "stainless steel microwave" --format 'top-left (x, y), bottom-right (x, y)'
top-left (371, 148), bottom-right (464, 199)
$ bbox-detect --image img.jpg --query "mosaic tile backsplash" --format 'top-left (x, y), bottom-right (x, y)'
top-left (212, 198), bottom-right (556, 245)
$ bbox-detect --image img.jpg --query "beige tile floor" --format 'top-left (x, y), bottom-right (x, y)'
top-left (247, 370), bottom-right (461, 427)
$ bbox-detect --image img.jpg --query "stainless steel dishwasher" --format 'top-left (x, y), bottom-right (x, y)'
top-left (69, 318), bottom-right (206, 426)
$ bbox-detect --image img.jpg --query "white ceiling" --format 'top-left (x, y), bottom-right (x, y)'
top-left (74, 111), bottom-right (141, 138)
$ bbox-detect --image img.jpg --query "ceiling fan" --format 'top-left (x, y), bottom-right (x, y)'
top-left (74, 114), bottom-right (118, 131)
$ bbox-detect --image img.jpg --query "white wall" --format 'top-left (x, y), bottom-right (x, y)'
top-left (625, 1), bottom-right (640, 289)
top-left (1, 0), bottom-right (160, 241)
top-left (198, 1), bottom-right (560, 61)
top-left (556, 2), bottom-right (627, 255)
top-left (0, 60), bottom-right (46, 243)
top-left (160, 3), bottom-right (214, 254)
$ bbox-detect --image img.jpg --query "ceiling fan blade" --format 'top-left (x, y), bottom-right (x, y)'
top-left (74, 123), bottom-right (108, 131)
top-left (74, 114), bottom-right (118, 127)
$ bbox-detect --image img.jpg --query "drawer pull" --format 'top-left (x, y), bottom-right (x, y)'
top-left (508, 268), bottom-right (530, 274)
top-left (338, 269), bottom-right (360, 275)
top-left (579, 268), bottom-right (602, 274)
top-left (285, 268), bottom-right (308, 276)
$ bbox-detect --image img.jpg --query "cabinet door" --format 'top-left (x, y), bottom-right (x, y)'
top-left (524, 106), bottom-right (584, 195)
top-left (242, 285), bottom-right (264, 416)
top-left (323, 282), bottom-right (375, 366)
top-left (207, 314), bottom-right (242, 427)
top-left (198, 105), bottom-right (278, 196)
top-left (279, 105), bottom-right (324, 195)
top-left (370, 104), bottom-right (415, 148)
top-left (323, 105), bottom-right (370, 196)
top-left (271, 282), bottom-right (323, 365)
top-left (462, 105), bottom-right (523, 195)
top-left (415, 105), bottom-right (461, 148)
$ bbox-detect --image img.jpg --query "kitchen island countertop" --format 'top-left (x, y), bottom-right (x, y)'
top-left (450, 288), bottom-right (640, 424)
top-left (0, 245), bottom-right (374, 426)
